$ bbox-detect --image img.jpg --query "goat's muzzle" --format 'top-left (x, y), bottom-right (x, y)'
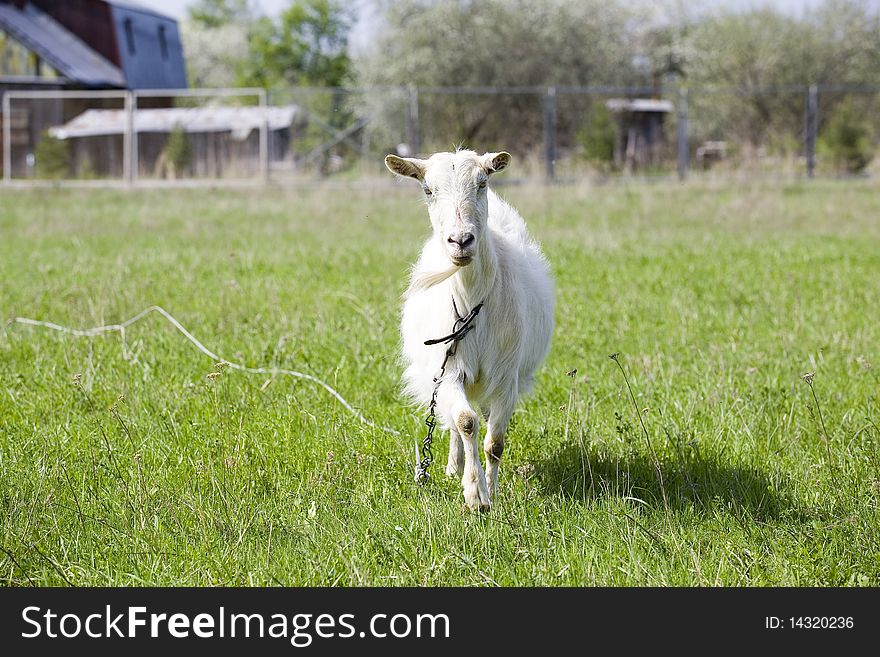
top-left (446, 231), bottom-right (475, 266)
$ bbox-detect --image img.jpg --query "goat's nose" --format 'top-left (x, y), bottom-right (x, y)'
top-left (448, 232), bottom-right (475, 248)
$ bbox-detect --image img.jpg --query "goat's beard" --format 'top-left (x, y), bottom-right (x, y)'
top-left (405, 261), bottom-right (460, 297)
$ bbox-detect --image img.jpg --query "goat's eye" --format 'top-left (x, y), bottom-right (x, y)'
top-left (424, 187), bottom-right (433, 197)
top-left (478, 180), bottom-right (487, 189)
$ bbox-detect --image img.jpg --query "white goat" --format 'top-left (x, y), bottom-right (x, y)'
top-left (385, 149), bottom-right (554, 511)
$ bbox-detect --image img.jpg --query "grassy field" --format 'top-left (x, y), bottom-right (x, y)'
top-left (1, 179), bottom-right (879, 586)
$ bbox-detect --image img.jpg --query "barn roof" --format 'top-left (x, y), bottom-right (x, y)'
top-left (104, 0), bottom-right (174, 20)
top-left (49, 106), bottom-right (302, 139)
top-left (0, 3), bottom-right (126, 87)
top-left (606, 98), bottom-right (674, 114)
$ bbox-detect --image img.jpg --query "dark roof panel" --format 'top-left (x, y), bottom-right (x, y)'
top-left (0, 3), bottom-right (126, 87)
top-left (109, 3), bottom-right (188, 89)
top-left (105, 0), bottom-right (175, 20)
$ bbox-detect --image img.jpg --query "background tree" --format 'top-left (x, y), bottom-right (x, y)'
top-left (183, 0), bottom-right (255, 88)
top-left (183, 0), bottom-right (351, 90)
top-left (684, 0), bottom-right (880, 155)
top-left (237, 0), bottom-right (352, 89)
top-left (188, 0), bottom-right (255, 28)
top-left (356, 0), bottom-right (640, 156)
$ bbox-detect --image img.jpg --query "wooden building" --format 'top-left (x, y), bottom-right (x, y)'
top-left (606, 98), bottom-right (674, 172)
top-left (49, 105), bottom-right (303, 178)
top-left (1, 0), bottom-right (186, 176)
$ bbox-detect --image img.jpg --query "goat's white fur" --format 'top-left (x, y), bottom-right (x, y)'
top-left (386, 149), bottom-right (554, 510)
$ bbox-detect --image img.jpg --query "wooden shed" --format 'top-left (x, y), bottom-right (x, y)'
top-left (1, 0), bottom-right (186, 177)
top-left (49, 105), bottom-right (303, 178)
top-left (606, 98), bottom-right (674, 171)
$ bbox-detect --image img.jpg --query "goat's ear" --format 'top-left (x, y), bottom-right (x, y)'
top-left (385, 154), bottom-right (428, 181)
top-left (482, 151), bottom-right (511, 174)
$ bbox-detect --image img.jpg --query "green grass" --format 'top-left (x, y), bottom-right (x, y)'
top-left (1, 179), bottom-right (879, 586)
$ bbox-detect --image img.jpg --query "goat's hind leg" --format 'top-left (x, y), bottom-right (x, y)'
top-left (484, 393), bottom-right (516, 502)
top-left (484, 422), bottom-right (505, 501)
top-left (446, 428), bottom-right (464, 478)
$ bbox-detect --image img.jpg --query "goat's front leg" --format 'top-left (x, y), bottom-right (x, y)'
top-left (446, 428), bottom-right (464, 478)
top-left (439, 385), bottom-right (490, 511)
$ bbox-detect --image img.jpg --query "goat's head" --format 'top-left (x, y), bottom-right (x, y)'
top-left (385, 149), bottom-right (511, 267)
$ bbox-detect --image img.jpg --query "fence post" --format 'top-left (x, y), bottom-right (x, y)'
top-left (123, 91), bottom-right (133, 185)
top-left (131, 91), bottom-right (139, 184)
top-left (259, 88), bottom-right (269, 183)
top-left (2, 92), bottom-right (10, 184)
top-left (543, 86), bottom-right (557, 181)
top-left (804, 84), bottom-right (818, 178)
top-left (407, 85), bottom-right (420, 155)
top-left (676, 87), bottom-right (689, 181)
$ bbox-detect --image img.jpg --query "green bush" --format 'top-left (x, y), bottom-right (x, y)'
top-left (164, 124), bottom-right (191, 178)
top-left (578, 104), bottom-right (617, 171)
top-left (33, 131), bottom-right (70, 179)
top-left (820, 99), bottom-right (875, 174)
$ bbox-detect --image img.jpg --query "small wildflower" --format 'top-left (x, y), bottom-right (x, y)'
top-left (558, 404), bottom-right (566, 411)
top-left (206, 372), bottom-right (221, 381)
top-left (224, 457), bottom-right (237, 469)
top-left (566, 368), bottom-right (578, 378)
top-left (134, 453), bottom-right (141, 464)
top-left (72, 373), bottom-right (82, 386)
top-left (802, 372), bottom-right (815, 385)
top-left (609, 352), bottom-right (619, 361)
top-left (215, 361), bottom-right (228, 371)
top-left (642, 407), bottom-right (650, 414)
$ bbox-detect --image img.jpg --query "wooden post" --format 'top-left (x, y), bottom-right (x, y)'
top-left (805, 84), bottom-right (818, 178)
top-left (2, 92), bottom-right (11, 184)
top-left (131, 91), bottom-right (139, 183)
top-left (259, 88), bottom-right (269, 183)
top-left (677, 87), bottom-right (689, 181)
top-left (123, 91), bottom-right (133, 184)
top-left (543, 86), bottom-right (557, 180)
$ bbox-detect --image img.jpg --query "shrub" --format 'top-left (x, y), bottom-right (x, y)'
top-left (164, 124), bottom-right (191, 178)
top-left (578, 104), bottom-right (617, 171)
top-left (820, 99), bottom-right (875, 174)
top-left (33, 132), bottom-right (71, 179)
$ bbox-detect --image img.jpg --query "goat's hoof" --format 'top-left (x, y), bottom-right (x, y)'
top-left (463, 487), bottom-right (491, 512)
top-left (463, 499), bottom-right (491, 513)
top-left (463, 488), bottom-right (481, 509)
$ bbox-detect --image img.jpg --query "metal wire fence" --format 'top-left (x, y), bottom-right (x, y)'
top-left (2, 84), bottom-right (879, 185)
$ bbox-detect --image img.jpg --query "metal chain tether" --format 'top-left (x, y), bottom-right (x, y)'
top-left (415, 299), bottom-right (483, 485)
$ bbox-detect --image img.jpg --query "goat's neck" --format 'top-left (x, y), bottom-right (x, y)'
top-left (451, 230), bottom-right (497, 312)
